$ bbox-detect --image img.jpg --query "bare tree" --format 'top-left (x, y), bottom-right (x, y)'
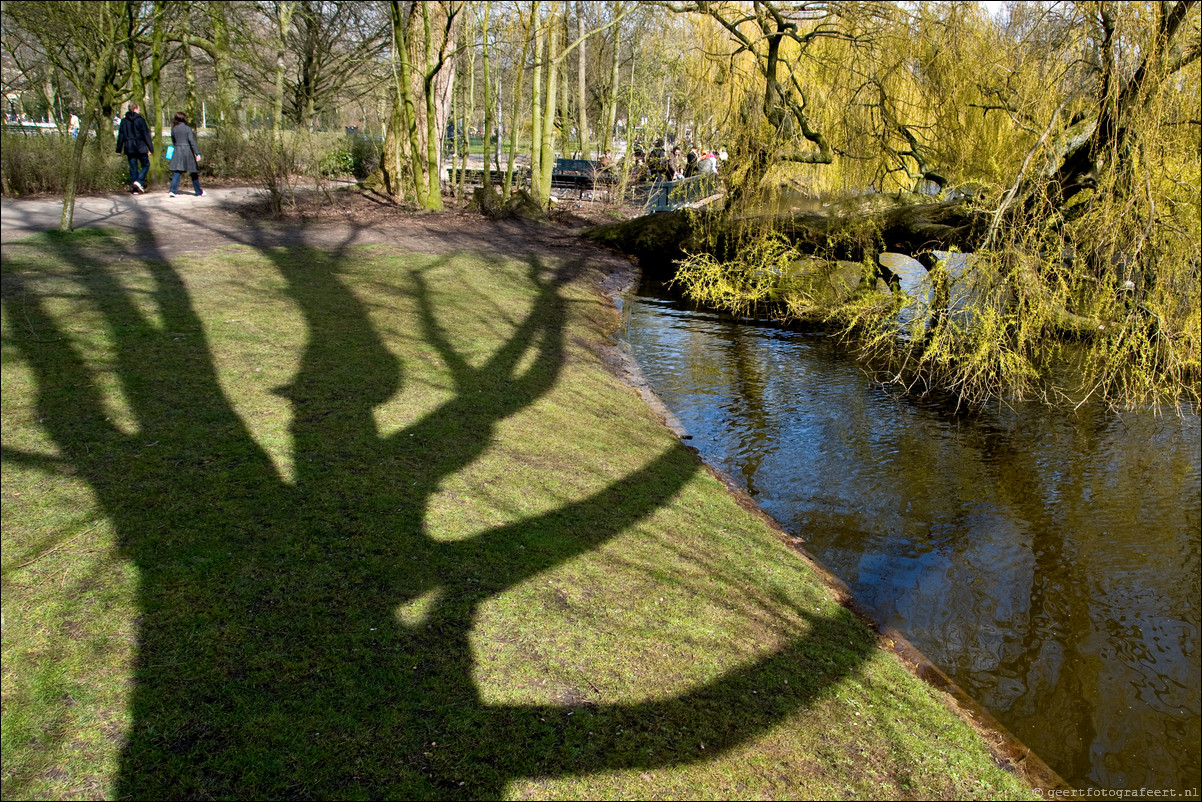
top-left (4, 0), bottom-right (137, 230)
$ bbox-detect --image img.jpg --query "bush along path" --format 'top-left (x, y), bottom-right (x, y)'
top-left (2, 201), bottom-right (1050, 799)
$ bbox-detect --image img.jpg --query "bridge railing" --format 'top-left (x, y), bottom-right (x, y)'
top-left (644, 173), bottom-right (722, 213)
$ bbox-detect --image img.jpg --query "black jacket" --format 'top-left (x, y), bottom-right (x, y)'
top-left (116, 111), bottom-right (154, 156)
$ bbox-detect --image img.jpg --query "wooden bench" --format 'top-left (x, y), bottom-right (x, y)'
top-left (548, 158), bottom-right (599, 191)
top-left (446, 166), bottom-right (531, 185)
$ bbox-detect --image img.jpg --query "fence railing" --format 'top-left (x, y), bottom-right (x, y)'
top-left (644, 173), bottom-right (722, 213)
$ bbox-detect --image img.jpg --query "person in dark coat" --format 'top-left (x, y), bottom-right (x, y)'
top-left (685, 147), bottom-right (699, 178)
top-left (116, 103), bottom-right (154, 193)
top-left (167, 112), bottom-right (203, 197)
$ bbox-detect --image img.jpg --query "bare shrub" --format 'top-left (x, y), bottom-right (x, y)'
top-left (245, 130), bottom-right (299, 215)
top-left (1, 130), bottom-right (126, 196)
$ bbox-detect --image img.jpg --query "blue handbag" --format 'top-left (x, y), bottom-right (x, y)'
top-left (164, 145), bottom-right (175, 160)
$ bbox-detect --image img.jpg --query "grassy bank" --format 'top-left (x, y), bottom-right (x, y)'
top-left (1, 221), bottom-right (1036, 800)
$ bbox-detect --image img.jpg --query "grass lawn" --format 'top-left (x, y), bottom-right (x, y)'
top-left (1, 222), bottom-right (1037, 800)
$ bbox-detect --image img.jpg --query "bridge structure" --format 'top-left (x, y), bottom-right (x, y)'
top-left (447, 157), bottom-right (722, 214)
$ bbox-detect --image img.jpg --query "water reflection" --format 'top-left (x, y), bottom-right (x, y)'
top-left (621, 282), bottom-right (1201, 791)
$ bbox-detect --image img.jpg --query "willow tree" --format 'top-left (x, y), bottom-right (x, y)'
top-left (591, 0), bottom-right (1201, 409)
top-left (967, 0), bottom-right (1202, 406)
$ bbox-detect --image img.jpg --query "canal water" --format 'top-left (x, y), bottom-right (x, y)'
top-left (619, 280), bottom-right (1201, 792)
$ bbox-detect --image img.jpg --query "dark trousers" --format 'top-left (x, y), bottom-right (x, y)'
top-left (127, 154), bottom-right (149, 187)
top-left (169, 171), bottom-right (202, 195)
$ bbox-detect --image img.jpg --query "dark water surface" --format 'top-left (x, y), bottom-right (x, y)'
top-left (619, 281), bottom-right (1201, 792)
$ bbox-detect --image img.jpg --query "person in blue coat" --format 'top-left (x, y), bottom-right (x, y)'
top-left (167, 112), bottom-right (203, 197)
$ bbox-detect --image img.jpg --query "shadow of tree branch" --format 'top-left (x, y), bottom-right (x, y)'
top-left (1, 211), bottom-right (874, 799)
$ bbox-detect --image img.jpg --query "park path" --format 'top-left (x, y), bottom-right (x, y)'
top-left (1, 184), bottom-right (603, 264)
top-left (1, 186), bottom-right (265, 246)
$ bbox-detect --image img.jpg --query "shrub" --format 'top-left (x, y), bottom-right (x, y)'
top-left (195, 126), bottom-right (346, 180)
top-left (243, 129), bottom-right (299, 215)
top-left (319, 142), bottom-right (355, 177)
top-left (347, 134), bottom-right (380, 180)
top-left (201, 127), bottom-right (260, 179)
top-left (0, 130), bottom-right (127, 196)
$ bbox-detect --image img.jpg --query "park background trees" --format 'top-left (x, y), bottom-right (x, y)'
top-left (2, 0), bottom-right (1199, 407)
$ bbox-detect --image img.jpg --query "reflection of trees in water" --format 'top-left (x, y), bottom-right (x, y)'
top-left (826, 402), bottom-right (1198, 789)
top-left (624, 298), bottom-right (1201, 790)
top-left (3, 216), bottom-right (875, 798)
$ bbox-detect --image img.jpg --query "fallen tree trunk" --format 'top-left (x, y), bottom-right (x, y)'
top-left (583, 196), bottom-right (1108, 339)
top-left (582, 195), bottom-right (989, 278)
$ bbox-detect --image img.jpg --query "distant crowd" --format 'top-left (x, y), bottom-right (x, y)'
top-left (600, 139), bottom-right (726, 183)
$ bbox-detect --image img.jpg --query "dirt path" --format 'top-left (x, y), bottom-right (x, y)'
top-left (1, 186), bottom-right (614, 263)
top-left (3, 186), bottom-right (259, 247)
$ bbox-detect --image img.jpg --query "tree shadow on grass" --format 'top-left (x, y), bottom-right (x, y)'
top-left (1, 212), bottom-right (874, 799)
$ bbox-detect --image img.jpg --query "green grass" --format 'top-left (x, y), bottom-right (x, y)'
top-left (1, 224), bottom-right (1036, 799)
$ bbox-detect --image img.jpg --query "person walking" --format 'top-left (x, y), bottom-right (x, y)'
top-left (115, 103), bottom-right (154, 194)
top-left (167, 112), bottom-right (203, 197)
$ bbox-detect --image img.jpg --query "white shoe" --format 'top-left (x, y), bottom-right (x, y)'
top-left (132, 181), bottom-right (144, 194)
top-left (169, 192), bottom-right (177, 197)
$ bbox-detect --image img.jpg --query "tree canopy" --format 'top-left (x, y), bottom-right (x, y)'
top-left (3, 0), bottom-right (1199, 407)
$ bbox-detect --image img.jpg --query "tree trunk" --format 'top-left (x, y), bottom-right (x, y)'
top-left (60, 106), bottom-right (96, 231)
top-left (183, 42), bottom-right (198, 126)
top-left (43, 73), bottom-right (60, 129)
top-left (169, 8), bottom-right (238, 130)
top-left (368, 1), bottom-right (456, 207)
top-left (481, 1), bottom-right (493, 190)
top-left (392, 0), bottom-right (428, 205)
top-left (560, 38), bottom-right (571, 156)
top-left (206, 2), bottom-right (238, 127)
top-left (421, 2), bottom-right (446, 210)
top-left (147, 0), bottom-right (166, 183)
top-left (62, 14), bottom-right (125, 231)
top-left (273, 2), bottom-right (296, 138)
top-left (537, 2), bottom-right (561, 205)
top-left (529, 0), bottom-right (544, 201)
top-left (601, 1), bottom-right (620, 156)
top-left (582, 197), bottom-right (988, 277)
top-left (125, 2), bottom-right (144, 107)
top-left (457, 16), bottom-right (475, 203)
top-left (503, 6), bottom-right (532, 196)
top-left (576, 0), bottom-right (590, 160)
